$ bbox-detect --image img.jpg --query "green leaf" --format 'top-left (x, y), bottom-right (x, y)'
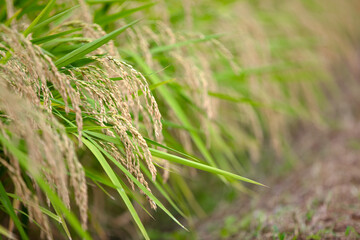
top-left (42, 37), bottom-right (89, 45)
top-left (65, 125), bottom-right (112, 133)
top-left (149, 148), bottom-right (266, 187)
top-left (23, 0), bottom-right (56, 37)
top-left (208, 91), bottom-right (261, 106)
top-left (147, 79), bottom-right (175, 92)
top-left (55, 20), bottom-right (139, 68)
top-left (95, 3), bottom-right (155, 26)
top-left (32, 5), bottom-right (80, 32)
top-left (82, 137), bottom-right (150, 240)
top-left (109, 77), bottom-right (124, 81)
top-left (91, 178), bottom-right (116, 200)
top-left (31, 28), bottom-right (82, 44)
top-left (4, 9), bottom-right (22, 27)
top-left (7, 193), bottom-right (62, 223)
top-left (0, 182), bottom-right (29, 240)
top-left (85, 168), bottom-right (155, 220)
top-left (84, 130), bottom-right (200, 163)
top-left (162, 119), bottom-right (202, 133)
top-left (0, 224), bottom-right (16, 239)
top-left (150, 34), bottom-right (223, 54)
top-left (139, 163), bottom-right (186, 218)
top-left (143, 136), bottom-right (200, 162)
top-left (86, 0), bottom-right (124, 4)
top-left (53, 205), bottom-right (72, 240)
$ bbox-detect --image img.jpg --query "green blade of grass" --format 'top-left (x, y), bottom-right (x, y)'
top-left (85, 168), bottom-right (155, 220)
top-left (9, 208), bottom-right (45, 232)
top-left (0, 224), bottom-right (16, 239)
top-left (95, 3), bottom-right (155, 26)
top-left (171, 174), bottom-right (206, 217)
top-left (31, 28), bottom-right (83, 44)
top-left (130, 79), bottom-right (175, 97)
top-left (7, 193), bottom-right (62, 223)
top-left (32, 5), bottom-right (80, 32)
top-left (149, 148), bottom-right (266, 187)
top-left (143, 136), bottom-right (200, 162)
top-left (139, 163), bottom-right (186, 218)
top-left (84, 130), bottom-right (200, 163)
top-left (84, 169), bottom-right (117, 189)
top-left (23, 0), bottom-right (56, 37)
top-left (54, 19), bottom-right (139, 68)
top-left (137, 79), bottom-right (174, 96)
top-left (42, 37), bottom-right (89, 46)
top-left (53, 205), bottom-right (72, 240)
top-left (4, 9), bottom-right (22, 27)
top-left (0, 182), bottom-right (29, 240)
top-left (91, 179), bottom-right (116, 200)
top-left (150, 34), bottom-right (223, 54)
top-left (86, 0), bottom-right (124, 4)
top-left (109, 77), bottom-right (124, 81)
top-left (65, 125), bottom-right (112, 133)
top-left (162, 119), bottom-right (202, 134)
top-left (208, 91), bottom-right (261, 106)
top-left (149, 79), bottom-right (174, 91)
top-left (82, 137), bottom-right (150, 240)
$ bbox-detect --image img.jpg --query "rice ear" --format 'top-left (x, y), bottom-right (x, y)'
top-left (0, 20), bottom-right (164, 215)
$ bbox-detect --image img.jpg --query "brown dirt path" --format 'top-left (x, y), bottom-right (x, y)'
top-left (195, 125), bottom-right (360, 240)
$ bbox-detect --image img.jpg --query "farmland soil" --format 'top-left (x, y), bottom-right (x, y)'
top-left (195, 122), bottom-right (360, 240)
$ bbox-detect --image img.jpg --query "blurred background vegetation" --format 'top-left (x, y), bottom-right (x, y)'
top-left (0, 0), bottom-right (359, 239)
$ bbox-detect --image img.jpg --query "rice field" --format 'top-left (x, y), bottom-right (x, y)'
top-left (0, 0), bottom-right (359, 239)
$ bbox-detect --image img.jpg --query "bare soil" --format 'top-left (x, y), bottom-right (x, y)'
top-left (195, 124), bottom-right (360, 240)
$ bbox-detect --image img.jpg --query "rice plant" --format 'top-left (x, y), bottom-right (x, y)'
top-left (0, 0), bottom-right (359, 239)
